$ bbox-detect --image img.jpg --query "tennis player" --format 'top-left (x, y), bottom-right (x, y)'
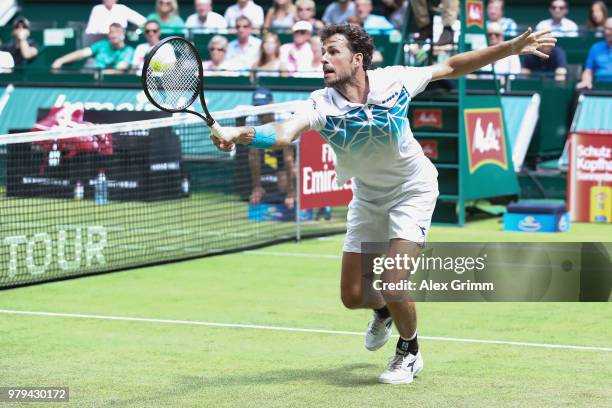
top-left (211, 24), bottom-right (555, 384)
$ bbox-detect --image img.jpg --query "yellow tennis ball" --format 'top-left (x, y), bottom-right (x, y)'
top-left (150, 44), bottom-right (177, 73)
top-left (150, 59), bottom-right (170, 73)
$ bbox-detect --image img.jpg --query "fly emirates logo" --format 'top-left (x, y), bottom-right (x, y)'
top-left (302, 144), bottom-right (351, 194)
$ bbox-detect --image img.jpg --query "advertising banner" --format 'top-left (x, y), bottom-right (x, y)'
top-left (299, 131), bottom-right (352, 210)
top-left (568, 131), bottom-right (612, 222)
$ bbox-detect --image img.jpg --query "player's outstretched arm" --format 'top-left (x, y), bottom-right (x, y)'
top-left (210, 114), bottom-right (311, 152)
top-left (430, 28), bottom-right (556, 81)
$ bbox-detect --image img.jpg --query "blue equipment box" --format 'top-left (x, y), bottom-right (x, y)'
top-left (503, 201), bottom-right (570, 233)
top-left (248, 203), bottom-right (313, 222)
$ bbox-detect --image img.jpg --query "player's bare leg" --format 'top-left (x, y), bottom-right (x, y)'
top-left (341, 252), bottom-right (394, 351)
top-left (378, 238), bottom-right (423, 384)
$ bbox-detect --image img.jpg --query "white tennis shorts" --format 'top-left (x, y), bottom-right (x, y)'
top-left (343, 185), bottom-right (439, 253)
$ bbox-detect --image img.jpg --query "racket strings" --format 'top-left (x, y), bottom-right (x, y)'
top-left (145, 40), bottom-right (201, 111)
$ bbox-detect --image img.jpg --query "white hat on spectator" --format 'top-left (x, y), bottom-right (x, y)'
top-left (292, 20), bottom-right (313, 32)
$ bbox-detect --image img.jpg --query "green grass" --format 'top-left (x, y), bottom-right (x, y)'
top-left (1, 218), bottom-right (611, 407)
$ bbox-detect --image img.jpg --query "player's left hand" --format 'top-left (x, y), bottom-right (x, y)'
top-left (510, 28), bottom-right (557, 59)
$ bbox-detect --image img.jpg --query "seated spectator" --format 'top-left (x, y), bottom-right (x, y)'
top-left (246, 88), bottom-right (296, 209)
top-left (295, 0), bottom-right (324, 33)
top-left (411, 0), bottom-right (459, 45)
top-left (147, 0), bottom-right (185, 33)
top-left (226, 16), bottom-right (262, 69)
top-left (85, 0), bottom-right (146, 34)
top-left (264, 0), bottom-right (296, 32)
top-left (347, 15), bottom-right (383, 66)
top-left (536, 0), bottom-right (578, 38)
top-left (481, 22), bottom-right (521, 77)
top-left (131, 20), bottom-right (161, 73)
top-left (280, 20), bottom-right (313, 74)
top-left (382, 0), bottom-right (408, 31)
top-left (225, 0), bottom-right (265, 29)
top-left (185, 0), bottom-right (228, 33)
top-left (202, 35), bottom-right (243, 75)
top-left (251, 32), bottom-right (289, 80)
top-left (355, 0), bottom-right (394, 35)
top-left (293, 35), bottom-right (323, 78)
top-left (322, 0), bottom-right (356, 25)
top-left (577, 17), bottom-right (612, 89)
top-left (586, 1), bottom-right (609, 37)
top-left (522, 42), bottom-right (567, 81)
top-left (486, 0), bottom-right (517, 36)
top-left (0, 17), bottom-right (38, 66)
top-left (52, 23), bottom-right (134, 73)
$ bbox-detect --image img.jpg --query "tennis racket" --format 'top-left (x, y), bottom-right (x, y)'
top-left (142, 36), bottom-right (216, 127)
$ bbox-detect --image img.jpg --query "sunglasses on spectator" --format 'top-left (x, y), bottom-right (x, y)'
top-left (209, 47), bottom-right (226, 52)
top-left (487, 33), bottom-right (502, 36)
top-left (159, 0), bottom-right (172, 5)
top-left (297, 7), bottom-right (313, 11)
top-left (236, 25), bottom-right (250, 29)
top-left (145, 28), bottom-right (160, 33)
top-left (550, 5), bottom-right (566, 10)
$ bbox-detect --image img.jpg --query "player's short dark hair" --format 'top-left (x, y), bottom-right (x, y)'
top-left (320, 24), bottom-right (374, 70)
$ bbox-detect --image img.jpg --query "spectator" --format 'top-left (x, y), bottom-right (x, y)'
top-left (536, 0), bottom-right (578, 38)
top-left (411, 0), bottom-right (459, 45)
top-left (185, 0), bottom-right (228, 33)
top-left (355, 0), bottom-right (394, 35)
top-left (587, 1), bottom-right (609, 36)
top-left (246, 88), bottom-right (296, 209)
top-left (202, 35), bottom-right (243, 75)
top-left (131, 20), bottom-right (160, 73)
top-left (251, 32), bottom-right (289, 80)
top-left (522, 41), bottom-right (567, 81)
top-left (577, 17), bottom-right (612, 89)
top-left (486, 0), bottom-right (517, 36)
top-left (294, 35), bottom-right (324, 77)
top-left (225, 0), bottom-right (265, 29)
top-left (85, 0), bottom-right (146, 34)
top-left (481, 22), bottom-right (521, 76)
top-left (226, 16), bottom-right (262, 69)
top-left (347, 15), bottom-right (383, 66)
top-left (382, 0), bottom-right (408, 31)
top-left (52, 23), bottom-right (134, 73)
top-left (280, 20), bottom-right (313, 73)
top-left (147, 0), bottom-right (185, 33)
top-left (295, 0), bottom-right (324, 33)
top-left (0, 17), bottom-right (38, 65)
top-left (264, 0), bottom-right (296, 32)
top-left (322, 0), bottom-right (356, 25)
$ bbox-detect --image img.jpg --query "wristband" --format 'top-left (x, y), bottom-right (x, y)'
top-left (249, 124), bottom-right (276, 149)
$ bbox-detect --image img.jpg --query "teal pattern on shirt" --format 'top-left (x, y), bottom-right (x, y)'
top-left (319, 87), bottom-right (410, 155)
top-left (90, 40), bottom-right (134, 69)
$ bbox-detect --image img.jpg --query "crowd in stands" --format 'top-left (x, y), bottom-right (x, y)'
top-left (0, 0), bottom-right (610, 87)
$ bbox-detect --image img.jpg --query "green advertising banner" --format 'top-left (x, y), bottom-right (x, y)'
top-left (0, 86), bottom-right (309, 134)
top-left (460, 95), bottom-right (519, 200)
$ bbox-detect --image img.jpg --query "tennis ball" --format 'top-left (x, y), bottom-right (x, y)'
top-left (150, 45), bottom-right (176, 73)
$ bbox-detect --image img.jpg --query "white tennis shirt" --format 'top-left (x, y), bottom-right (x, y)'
top-left (300, 65), bottom-right (439, 200)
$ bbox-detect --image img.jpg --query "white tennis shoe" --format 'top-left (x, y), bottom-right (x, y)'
top-left (365, 313), bottom-right (393, 351)
top-left (378, 351), bottom-right (424, 384)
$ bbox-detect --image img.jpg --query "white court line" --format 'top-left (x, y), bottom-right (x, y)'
top-left (244, 250), bottom-right (341, 259)
top-left (1, 309), bottom-right (611, 352)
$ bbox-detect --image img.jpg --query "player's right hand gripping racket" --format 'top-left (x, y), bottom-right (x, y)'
top-left (142, 36), bottom-right (227, 139)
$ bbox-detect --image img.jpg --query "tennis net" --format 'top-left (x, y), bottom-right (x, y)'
top-left (0, 102), bottom-right (347, 288)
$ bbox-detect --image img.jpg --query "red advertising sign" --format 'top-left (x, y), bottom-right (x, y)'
top-left (466, 0), bottom-right (484, 28)
top-left (299, 131), bottom-right (352, 210)
top-left (420, 140), bottom-right (439, 160)
top-left (414, 109), bottom-right (442, 129)
top-left (567, 131), bottom-right (612, 222)
top-left (464, 108), bottom-right (508, 174)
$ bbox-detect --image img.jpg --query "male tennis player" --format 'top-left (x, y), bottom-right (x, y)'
top-left (211, 24), bottom-right (555, 384)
